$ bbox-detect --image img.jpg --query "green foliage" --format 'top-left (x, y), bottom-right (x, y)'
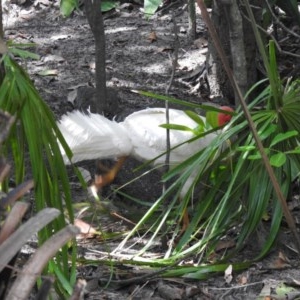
top-left (144, 0), bottom-right (162, 15)
top-left (60, 0), bottom-right (117, 16)
top-left (160, 110), bottom-right (211, 135)
top-left (60, 0), bottom-right (78, 17)
top-left (0, 53), bottom-right (76, 297)
top-left (102, 0), bottom-right (117, 12)
top-left (114, 43), bottom-right (300, 275)
top-left (7, 41), bottom-right (40, 60)
top-left (238, 130), bottom-right (299, 167)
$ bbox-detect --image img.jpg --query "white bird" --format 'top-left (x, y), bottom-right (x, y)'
top-left (58, 107), bottom-right (233, 228)
top-left (58, 107), bottom-right (233, 165)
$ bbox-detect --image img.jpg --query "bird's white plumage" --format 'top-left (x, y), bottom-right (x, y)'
top-left (58, 111), bottom-right (132, 163)
top-left (121, 108), bottom-right (216, 165)
top-left (58, 108), bottom-right (219, 165)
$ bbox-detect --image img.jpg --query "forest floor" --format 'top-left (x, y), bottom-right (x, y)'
top-left (4, 0), bottom-right (300, 299)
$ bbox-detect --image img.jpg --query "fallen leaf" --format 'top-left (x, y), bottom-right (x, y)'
top-left (156, 47), bottom-right (173, 53)
top-left (272, 251), bottom-right (290, 269)
top-left (276, 282), bottom-right (297, 298)
top-left (236, 272), bottom-right (248, 285)
top-left (50, 34), bottom-right (69, 41)
top-left (74, 218), bottom-right (97, 239)
top-left (215, 239), bottom-right (236, 252)
top-left (224, 264), bottom-right (233, 284)
top-left (37, 69), bottom-right (59, 76)
top-left (148, 31), bottom-right (157, 43)
top-left (257, 280), bottom-right (277, 299)
top-left (43, 54), bottom-right (65, 63)
top-left (67, 83), bottom-right (89, 90)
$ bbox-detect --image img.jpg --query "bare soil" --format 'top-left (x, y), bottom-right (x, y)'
top-left (4, 1), bottom-right (300, 299)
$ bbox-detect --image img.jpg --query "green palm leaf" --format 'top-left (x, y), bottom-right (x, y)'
top-left (0, 54), bottom-right (76, 296)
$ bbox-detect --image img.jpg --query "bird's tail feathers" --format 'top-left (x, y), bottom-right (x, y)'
top-left (58, 111), bottom-right (132, 164)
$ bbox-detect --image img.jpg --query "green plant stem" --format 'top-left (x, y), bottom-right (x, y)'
top-left (196, 0), bottom-right (300, 255)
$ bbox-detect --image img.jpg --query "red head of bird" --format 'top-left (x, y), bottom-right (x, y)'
top-left (218, 106), bottom-right (234, 126)
top-left (206, 106), bottom-right (234, 128)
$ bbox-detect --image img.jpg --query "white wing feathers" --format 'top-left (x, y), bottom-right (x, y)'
top-left (122, 108), bottom-right (216, 165)
top-left (58, 111), bottom-right (133, 163)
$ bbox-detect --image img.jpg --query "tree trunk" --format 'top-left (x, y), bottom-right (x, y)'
top-left (85, 0), bottom-right (107, 113)
top-left (188, 0), bottom-right (196, 40)
top-left (206, 0), bottom-right (262, 105)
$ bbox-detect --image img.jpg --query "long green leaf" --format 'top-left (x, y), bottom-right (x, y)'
top-left (270, 131), bottom-right (298, 147)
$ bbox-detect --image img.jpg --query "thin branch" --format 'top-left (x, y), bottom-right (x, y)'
top-left (263, 0), bottom-right (300, 39)
top-left (163, 15), bottom-right (180, 185)
top-left (241, 10), bottom-right (300, 59)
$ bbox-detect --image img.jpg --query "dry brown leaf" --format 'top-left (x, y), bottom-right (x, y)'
top-left (156, 47), bottom-right (173, 53)
top-left (273, 251), bottom-right (290, 269)
top-left (74, 218), bottom-right (97, 239)
top-left (215, 238), bottom-right (236, 252)
top-left (148, 31), bottom-right (157, 43)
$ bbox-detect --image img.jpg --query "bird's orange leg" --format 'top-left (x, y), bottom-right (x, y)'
top-left (94, 156), bottom-right (127, 189)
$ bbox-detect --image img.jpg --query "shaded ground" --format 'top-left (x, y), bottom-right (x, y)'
top-left (4, 1), bottom-right (300, 299)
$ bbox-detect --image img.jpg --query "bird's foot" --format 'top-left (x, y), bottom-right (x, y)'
top-left (94, 156), bottom-right (127, 190)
